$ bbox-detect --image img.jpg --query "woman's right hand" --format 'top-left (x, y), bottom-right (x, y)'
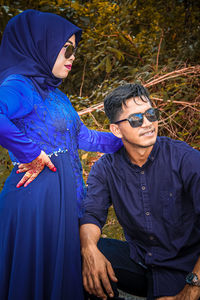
top-left (16, 150), bottom-right (57, 188)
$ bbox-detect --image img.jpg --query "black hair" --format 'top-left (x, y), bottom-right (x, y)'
top-left (104, 83), bottom-right (152, 123)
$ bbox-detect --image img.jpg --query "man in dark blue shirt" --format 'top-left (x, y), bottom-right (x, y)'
top-left (80, 84), bottom-right (200, 300)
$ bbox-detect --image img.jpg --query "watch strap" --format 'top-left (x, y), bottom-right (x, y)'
top-left (186, 272), bottom-right (200, 287)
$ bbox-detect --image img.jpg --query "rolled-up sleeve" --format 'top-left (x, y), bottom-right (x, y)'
top-left (80, 156), bottom-right (111, 230)
top-left (180, 148), bottom-right (200, 214)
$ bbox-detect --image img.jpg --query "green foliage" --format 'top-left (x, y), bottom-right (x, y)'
top-left (102, 205), bottom-right (125, 240)
top-left (0, 146), bottom-right (13, 191)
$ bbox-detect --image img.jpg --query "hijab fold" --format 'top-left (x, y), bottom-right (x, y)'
top-left (0, 9), bottom-right (82, 99)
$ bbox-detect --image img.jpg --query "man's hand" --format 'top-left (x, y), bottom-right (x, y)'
top-left (82, 244), bottom-right (118, 300)
top-left (16, 150), bottom-right (56, 188)
top-left (157, 284), bottom-right (200, 300)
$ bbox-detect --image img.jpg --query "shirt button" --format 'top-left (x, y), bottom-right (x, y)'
top-left (170, 193), bottom-right (173, 197)
top-left (141, 171), bottom-right (144, 174)
top-left (142, 186), bottom-right (146, 190)
top-left (148, 252), bottom-right (152, 256)
top-left (145, 211), bottom-right (150, 216)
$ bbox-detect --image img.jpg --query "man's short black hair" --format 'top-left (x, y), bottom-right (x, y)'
top-left (104, 83), bottom-right (152, 123)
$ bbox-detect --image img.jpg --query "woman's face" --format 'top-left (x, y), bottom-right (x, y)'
top-left (52, 34), bottom-right (76, 79)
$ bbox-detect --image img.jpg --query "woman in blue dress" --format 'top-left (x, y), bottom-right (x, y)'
top-left (0, 10), bottom-right (122, 300)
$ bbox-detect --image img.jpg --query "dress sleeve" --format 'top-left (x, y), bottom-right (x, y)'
top-left (0, 76), bottom-right (41, 163)
top-left (78, 121), bottom-right (123, 153)
top-left (79, 157), bottom-right (111, 230)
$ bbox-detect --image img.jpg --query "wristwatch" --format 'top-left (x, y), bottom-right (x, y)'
top-left (186, 272), bottom-right (200, 287)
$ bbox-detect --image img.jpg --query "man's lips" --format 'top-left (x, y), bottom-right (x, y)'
top-left (140, 128), bottom-right (155, 136)
top-left (65, 64), bottom-right (72, 70)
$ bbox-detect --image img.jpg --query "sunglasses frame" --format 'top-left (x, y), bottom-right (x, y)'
top-left (114, 108), bottom-right (159, 128)
top-left (63, 44), bottom-right (77, 59)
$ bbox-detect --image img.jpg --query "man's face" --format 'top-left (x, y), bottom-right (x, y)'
top-left (111, 97), bottom-right (158, 149)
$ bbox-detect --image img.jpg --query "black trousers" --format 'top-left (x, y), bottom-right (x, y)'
top-left (84, 238), bottom-right (154, 300)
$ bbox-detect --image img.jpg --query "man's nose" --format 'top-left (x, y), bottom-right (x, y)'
top-left (141, 115), bottom-right (152, 127)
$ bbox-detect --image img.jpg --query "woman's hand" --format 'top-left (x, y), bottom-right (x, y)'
top-left (16, 150), bottom-right (56, 188)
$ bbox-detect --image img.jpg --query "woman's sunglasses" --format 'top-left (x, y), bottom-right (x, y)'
top-left (63, 44), bottom-right (77, 59)
top-left (114, 108), bottom-right (159, 128)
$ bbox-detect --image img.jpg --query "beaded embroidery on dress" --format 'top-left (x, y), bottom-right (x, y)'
top-left (6, 74), bottom-right (85, 215)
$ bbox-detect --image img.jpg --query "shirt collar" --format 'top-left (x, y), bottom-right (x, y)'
top-left (121, 137), bottom-right (160, 169)
top-left (148, 137), bottom-right (160, 161)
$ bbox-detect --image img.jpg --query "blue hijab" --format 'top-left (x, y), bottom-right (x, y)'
top-left (0, 9), bottom-right (82, 99)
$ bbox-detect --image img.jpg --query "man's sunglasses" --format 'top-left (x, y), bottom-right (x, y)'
top-left (63, 44), bottom-right (77, 59)
top-left (114, 108), bottom-right (159, 128)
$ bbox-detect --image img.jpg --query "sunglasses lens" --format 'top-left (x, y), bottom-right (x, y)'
top-left (128, 108), bottom-right (159, 128)
top-left (146, 108), bottom-right (159, 122)
top-left (129, 114), bottom-right (143, 128)
top-left (64, 44), bottom-right (76, 59)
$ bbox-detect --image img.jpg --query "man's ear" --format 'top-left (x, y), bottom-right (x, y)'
top-left (110, 124), bottom-right (122, 138)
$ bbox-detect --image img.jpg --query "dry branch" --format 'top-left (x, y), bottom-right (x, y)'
top-left (78, 65), bottom-right (200, 122)
top-left (155, 30), bottom-right (164, 73)
top-left (79, 58), bottom-right (87, 97)
top-left (78, 103), bottom-right (104, 116)
top-left (145, 66), bottom-right (200, 87)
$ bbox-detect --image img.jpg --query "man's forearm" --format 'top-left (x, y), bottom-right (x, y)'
top-left (189, 256), bottom-right (200, 298)
top-left (173, 256), bottom-right (200, 299)
top-left (80, 223), bottom-right (101, 250)
top-left (158, 256), bottom-right (200, 300)
top-left (192, 256), bottom-right (200, 278)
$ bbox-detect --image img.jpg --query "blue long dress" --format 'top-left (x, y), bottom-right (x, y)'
top-left (0, 74), bottom-right (122, 300)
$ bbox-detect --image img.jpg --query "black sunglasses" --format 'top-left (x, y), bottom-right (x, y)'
top-left (63, 44), bottom-right (77, 59)
top-left (114, 108), bottom-right (159, 128)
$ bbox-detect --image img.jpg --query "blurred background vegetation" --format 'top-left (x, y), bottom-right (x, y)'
top-left (0, 0), bottom-right (199, 239)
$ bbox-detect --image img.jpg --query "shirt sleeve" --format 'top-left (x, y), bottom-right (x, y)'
top-left (79, 157), bottom-right (111, 230)
top-left (0, 76), bottom-right (41, 163)
top-left (78, 121), bottom-right (123, 153)
top-left (180, 147), bottom-right (200, 213)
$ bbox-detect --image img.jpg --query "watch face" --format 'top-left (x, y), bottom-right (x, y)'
top-left (193, 274), bottom-right (199, 283)
top-left (186, 272), bottom-right (198, 285)
top-left (186, 273), bottom-right (195, 284)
